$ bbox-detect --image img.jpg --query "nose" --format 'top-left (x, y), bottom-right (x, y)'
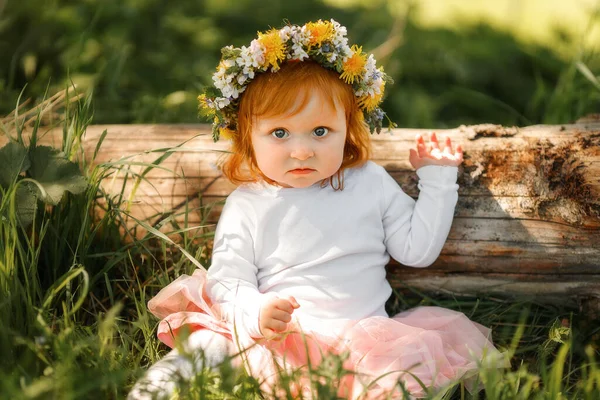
top-left (290, 139), bottom-right (315, 160)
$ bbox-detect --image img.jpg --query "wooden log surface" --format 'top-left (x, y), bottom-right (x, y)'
top-left (2, 122), bottom-right (599, 305)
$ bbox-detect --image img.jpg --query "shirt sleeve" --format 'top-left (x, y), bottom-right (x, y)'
top-left (205, 193), bottom-right (265, 338)
top-left (380, 164), bottom-right (459, 267)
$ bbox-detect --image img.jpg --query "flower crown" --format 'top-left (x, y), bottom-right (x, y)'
top-left (198, 19), bottom-right (393, 142)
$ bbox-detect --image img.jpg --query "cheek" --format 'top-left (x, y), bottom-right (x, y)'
top-left (335, 146), bottom-right (345, 167)
top-left (252, 140), bottom-right (279, 170)
top-left (323, 136), bottom-right (346, 171)
top-left (335, 134), bottom-right (347, 160)
top-left (252, 142), bottom-right (266, 168)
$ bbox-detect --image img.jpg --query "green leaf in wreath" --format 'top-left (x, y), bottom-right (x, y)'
top-left (0, 142), bottom-right (30, 188)
top-left (28, 146), bottom-right (88, 205)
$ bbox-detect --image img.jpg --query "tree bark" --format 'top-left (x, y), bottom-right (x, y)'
top-left (3, 122), bottom-right (599, 305)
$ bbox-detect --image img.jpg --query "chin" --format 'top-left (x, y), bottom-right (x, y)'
top-left (287, 181), bottom-right (316, 188)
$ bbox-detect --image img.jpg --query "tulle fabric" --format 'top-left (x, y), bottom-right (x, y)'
top-left (148, 269), bottom-right (507, 399)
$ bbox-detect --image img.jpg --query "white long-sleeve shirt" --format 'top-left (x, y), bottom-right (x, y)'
top-left (206, 161), bottom-right (459, 338)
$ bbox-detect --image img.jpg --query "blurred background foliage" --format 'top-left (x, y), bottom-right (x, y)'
top-left (1, 0), bottom-right (599, 128)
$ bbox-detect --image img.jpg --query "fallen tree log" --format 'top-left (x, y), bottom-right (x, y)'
top-left (3, 122), bottom-right (599, 306)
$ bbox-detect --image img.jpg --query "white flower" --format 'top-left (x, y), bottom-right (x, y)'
top-left (249, 39), bottom-right (265, 65)
top-left (330, 19), bottom-right (349, 49)
top-left (213, 75), bottom-right (232, 90)
top-left (215, 97), bottom-right (231, 109)
top-left (295, 26), bottom-right (311, 47)
top-left (237, 45), bottom-right (260, 69)
top-left (221, 85), bottom-right (240, 99)
top-left (287, 26), bottom-right (310, 60)
top-left (365, 54), bottom-right (377, 76)
top-left (330, 19), bottom-right (346, 36)
top-left (212, 66), bottom-right (234, 90)
top-left (339, 44), bottom-right (352, 61)
top-left (279, 25), bottom-right (292, 41)
top-left (290, 43), bottom-right (309, 60)
top-left (373, 77), bottom-right (384, 92)
top-left (202, 97), bottom-right (217, 109)
top-left (363, 86), bottom-right (376, 97)
top-left (213, 78), bottom-right (225, 90)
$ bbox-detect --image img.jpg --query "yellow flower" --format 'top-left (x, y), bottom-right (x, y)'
top-left (219, 127), bottom-right (236, 140)
top-left (214, 117), bottom-right (236, 140)
top-left (257, 28), bottom-right (285, 70)
top-left (198, 94), bottom-right (209, 108)
top-left (359, 81), bottom-right (386, 112)
top-left (305, 20), bottom-right (334, 47)
top-left (198, 94), bottom-right (216, 117)
top-left (341, 45), bottom-right (366, 84)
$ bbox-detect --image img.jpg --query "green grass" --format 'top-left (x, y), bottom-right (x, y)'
top-left (1, 90), bottom-right (599, 400)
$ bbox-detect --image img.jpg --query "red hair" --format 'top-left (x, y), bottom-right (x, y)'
top-left (220, 61), bottom-right (372, 190)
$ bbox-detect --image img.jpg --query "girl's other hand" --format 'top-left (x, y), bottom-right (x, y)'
top-left (409, 132), bottom-right (463, 170)
top-left (259, 294), bottom-right (300, 339)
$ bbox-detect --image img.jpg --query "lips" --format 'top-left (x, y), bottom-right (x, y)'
top-left (289, 168), bottom-right (315, 175)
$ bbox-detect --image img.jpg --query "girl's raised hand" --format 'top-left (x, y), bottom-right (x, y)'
top-left (259, 294), bottom-right (300, 340)
top-left (409, 132), bottom-right (463, 170)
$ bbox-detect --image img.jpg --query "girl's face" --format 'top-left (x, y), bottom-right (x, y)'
top-left (251, 92), bottom-right (347, 188)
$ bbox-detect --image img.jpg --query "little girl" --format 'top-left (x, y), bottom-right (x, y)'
top-left (129, 19), bottom-right (506, 399)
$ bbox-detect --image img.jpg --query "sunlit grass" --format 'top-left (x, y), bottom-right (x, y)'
top-left (326, 0), bottom-right (600, 56)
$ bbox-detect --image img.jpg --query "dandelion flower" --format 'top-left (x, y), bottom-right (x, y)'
top-left (219, 127), bottom-right (236, 140)
top-left (257, 28), bottom-right (286, 70)
top-left (305, 20), bottom-right (334, 47)
top-left (359, 81), bottom-right (386, 112)
top-left (341, 45), bottom-right (367, 84)
top-left (215, 117), bottom-right (236, 140)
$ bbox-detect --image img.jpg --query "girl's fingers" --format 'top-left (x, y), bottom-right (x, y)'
top-left (455, 144), bottom-right (464, 163)
top-left (282, 295), bottom-right (300, 309)
top-left (262, 327), bottom-right (275, 338)
top-left (270, 309), bottom-right (292, 323)
top-left (409, 148), bottom-right (420, 166)
top-left (443, 137), bottom-right (453, 155)
top-left (414, 133), bottom-right (464, 165)
top-left (265, 319), bottom-right (288, 332)
top-left (417, 140), bottom-right (428, 158)
top-left (274, 298), bottom-right (294, 313)
top-left (429, 132), bottom-right (440, 150)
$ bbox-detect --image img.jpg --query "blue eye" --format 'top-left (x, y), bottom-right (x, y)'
top-left (271, 129), bottom-right (288, 139)
top-left (313, 127), bottom-right (329, 137)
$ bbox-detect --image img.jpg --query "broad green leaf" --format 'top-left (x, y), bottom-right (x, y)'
top-left (28, 146), bottom-right (88, 205)
top-left (0, 181), bottom-right (39, 229)
top-left (0, 142), bottom-right (30, 188)
top-left (15, 181), bottom-right (39, 228)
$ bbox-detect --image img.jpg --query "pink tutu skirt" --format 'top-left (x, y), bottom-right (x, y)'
top-left (148, 269), bottom-right (507, 399)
